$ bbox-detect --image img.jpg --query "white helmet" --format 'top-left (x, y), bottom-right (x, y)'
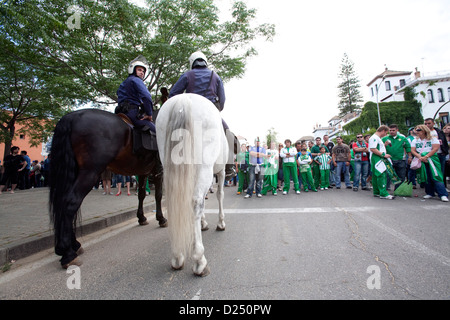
top-left (128, 55), bottom-right (149, 76)
top-left (189, 51), bottom-right (208, 69)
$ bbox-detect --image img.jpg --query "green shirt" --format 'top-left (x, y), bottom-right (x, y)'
top-left (310, 144), bottom-right (329, 166)
top-left (382, 134), bottom-right (411, 161)
top-left (236, 151), bottom-right (249, 166)
top-left (314, 154), bottom-right (331, 170)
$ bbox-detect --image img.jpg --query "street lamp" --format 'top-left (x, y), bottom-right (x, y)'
top-left (375, 75), bottom-right (386, 127)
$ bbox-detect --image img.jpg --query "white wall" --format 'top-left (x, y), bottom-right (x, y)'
top-left (367, 71), bottom-right (450, 126)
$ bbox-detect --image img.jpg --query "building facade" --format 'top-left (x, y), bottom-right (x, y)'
top-left (312, 112), bottom-right (360, 139)
top-left (367, 67), bottom-right (450, 127)
top-left (0, 122), bottom-right (47, 163)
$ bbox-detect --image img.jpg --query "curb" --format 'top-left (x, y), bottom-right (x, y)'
top-left (0, 205), bottom-right (153, 266)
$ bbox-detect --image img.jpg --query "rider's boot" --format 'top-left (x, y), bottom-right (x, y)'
top-left (225, 164), bottom-right (237, 181)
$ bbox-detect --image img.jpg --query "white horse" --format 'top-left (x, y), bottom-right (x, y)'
top-left (156, 93), bottom-right (228, 277)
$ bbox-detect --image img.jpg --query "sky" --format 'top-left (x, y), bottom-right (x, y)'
top-left (214, 0), bottom-right (450, 144)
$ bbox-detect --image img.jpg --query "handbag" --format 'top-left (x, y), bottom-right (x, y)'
top-left (394, 181), bottom-right (413, 197)
top-left (410, 139), bottom-right (427, 170)
top-left (410, 157), bottom-right (421, 170)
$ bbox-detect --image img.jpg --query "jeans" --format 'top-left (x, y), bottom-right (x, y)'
top-left (424, 162), bottom-right (448, 198)
top-left (408, 166), bottom-right (417, 185)
top-left (335, 161), bottom-right (351, 187)
top-left (329, 162), bottom-right (336, 185)
top-left (115, 174), bottom-right (131, 186)
top-left (438, 153), bottom-right (447, 180)
top-left (353, 160), bottom-right (369, 188)
top-left (247, 165), bottom-right (264, 196)
top-left (387, 159), bottom-right (407, 190)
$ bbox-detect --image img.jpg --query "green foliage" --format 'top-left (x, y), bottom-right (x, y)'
top-left (0, 50), bottom-right (70, 158)
top-left (343, 100), bottom-right (423, 135)
top-left (402, 86), bottom-right (417, 102)
top-left (337, 53), bottom-right (363, 116)
top-left (0, 0), bottom-right (275, 154)
top-left (338, 128), bottom-right (375, 146)
top-left (265, 127), bottom-right (278, 146)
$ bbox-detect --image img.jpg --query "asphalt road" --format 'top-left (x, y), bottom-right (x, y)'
top-left (0, 184), bottom-right (449, 302)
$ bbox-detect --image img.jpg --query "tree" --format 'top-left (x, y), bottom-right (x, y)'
top-left (0, 47), bottom-right (70, 159)
top-left (265, 127), bottom-right (278, 146)
top-left (0, 0), bottom-right (275, 150)
top-left (337, 53), bottom-right (363, 116)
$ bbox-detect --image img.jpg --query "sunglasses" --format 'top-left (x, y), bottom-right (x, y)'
top-left (415, 128), bottom-right (422, 132)
top-left (357, 136), bottom-right (363, 138)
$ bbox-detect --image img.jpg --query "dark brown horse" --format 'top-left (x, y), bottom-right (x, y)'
top-left (49, 108), bottom-right (167, 269)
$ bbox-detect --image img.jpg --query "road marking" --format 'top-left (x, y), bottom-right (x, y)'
top-left (205, 205), bottom-right (450, 267)
top-left (191, 289), bottom-right (202, 300)
top-left (204, 206), bottom-right (387, 214)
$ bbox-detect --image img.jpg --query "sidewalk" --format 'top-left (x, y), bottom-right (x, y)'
top-left (0, 187), bottom-right (157, 266)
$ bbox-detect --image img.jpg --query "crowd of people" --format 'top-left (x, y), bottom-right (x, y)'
top-left (0, 151), bottom-right (143, 197)
top-left (1, 120), bottom-right (449, 203)
top-left (233, 120), bottom-right (450, 202)
top-left (0, 147), bottom-right (50, 194)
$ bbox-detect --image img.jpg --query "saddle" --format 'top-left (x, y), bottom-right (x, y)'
top-left (117, 113), bottom-right (158, 153)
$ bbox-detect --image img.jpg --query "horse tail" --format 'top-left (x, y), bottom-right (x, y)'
top-left (49, 114), bottom-right (79, 241)
top-left (164, 95), bottom-right (196, 260)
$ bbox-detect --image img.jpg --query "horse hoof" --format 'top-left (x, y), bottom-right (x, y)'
top-left (62, 257), bottom-right (82, 269)
top-left (201, 225), bottom-right (209, 231)
top-left (159, 219), bottom-right (168, 228)
top-left (216, 226), bottom-right (225, 231)
top-left (195, 265), bottom-right (210, 277)
top-left (76, 247), bottom-right (85, 255)
top-left (139, 220), bottom-right (149, 226)
top-left (171, 263), bottom-right (184, 271)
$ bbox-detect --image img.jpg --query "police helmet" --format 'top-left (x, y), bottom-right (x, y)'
top-left (128, 55), bottom-right (149, 76)
top-left (189, 51), bottom-right (208, 69)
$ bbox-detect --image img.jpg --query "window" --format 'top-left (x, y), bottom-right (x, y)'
top-left (448, 87), bottom-right (450, 101)
top-left (20, 134), bottom-right (25, 140)
top-left (385, 81), bottom-right (391, 91)
top-left (371, 87), bottom-right (374, 96)
top-left (405, 118), bottom-right (411, 127)
top-left (399, 79), bottom-right (406, 88)
top-left (437, 88), bottom-right (444, 102)
top-left (440, 112), bottom-right (449, 125)
top-left (428, 89), bottom-right (435, 103)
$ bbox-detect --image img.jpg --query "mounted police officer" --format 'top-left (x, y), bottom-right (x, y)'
top-left (169, 52), bottom-right (225, 119)
top-left (116, 55), bottom-right (155, 133)
top-left (169, 51), bottom-right (236, 180)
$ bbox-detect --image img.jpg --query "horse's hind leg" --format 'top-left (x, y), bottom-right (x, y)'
top-left (136, 175), bottom-right (149, 225)
top-left (192, 195), bottom-right (209, 277)
top-left (215, 169), bottom-right (226, 231)
top-left (55, 207), bottom-right (83, 268)
top-left (152, 167), bottom-right (167, 227)
top-left (56, 170), bottom-right (98, 268)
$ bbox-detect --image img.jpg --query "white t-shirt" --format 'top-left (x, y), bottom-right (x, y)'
top-left (429, 129), bottom-right (442, 154)
top-left (410, 137), bottom-right (440, 153)
top-left (368, 134), bottom-right (385, 161)
top-left (266, 149), bottom-right (279, 166)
